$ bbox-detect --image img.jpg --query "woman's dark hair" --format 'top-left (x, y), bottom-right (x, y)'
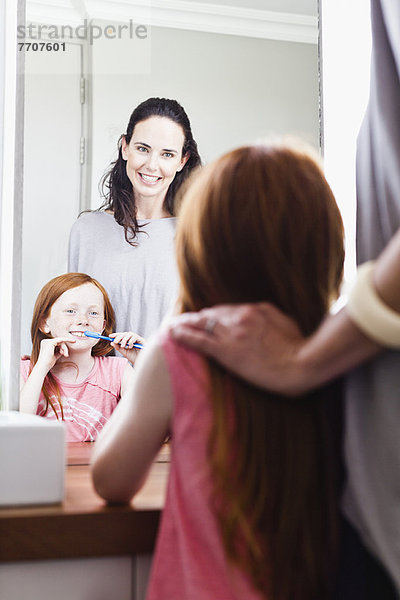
top-left (99, 97), bottom-right (201, 245)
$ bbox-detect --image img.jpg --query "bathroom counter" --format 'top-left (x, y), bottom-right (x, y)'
top-left (0, 443), bottom-right (170, 562)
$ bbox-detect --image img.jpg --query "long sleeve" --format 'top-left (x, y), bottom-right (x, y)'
top-left (342, 1), bottom-right (400, 593)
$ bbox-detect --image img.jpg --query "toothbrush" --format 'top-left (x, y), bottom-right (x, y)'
top-left (84, 331), bottom-right (143, 349)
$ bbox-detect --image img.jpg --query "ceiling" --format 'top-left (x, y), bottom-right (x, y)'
top-left (182, 0), bottom-right (317, 16)
top-left (25, 0), bottom-right (318, 43)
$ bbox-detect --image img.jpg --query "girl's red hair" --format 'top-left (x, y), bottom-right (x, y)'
top-left (176, 142), bottom-right (345, 600)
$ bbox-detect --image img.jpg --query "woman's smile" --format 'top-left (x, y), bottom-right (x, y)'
top-left (138, 173), bottom-right (163, 185)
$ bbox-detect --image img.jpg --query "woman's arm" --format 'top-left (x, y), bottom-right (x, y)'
top-left (373, 228), bottom-right (400, 312)
top-left (91, 339), bottom-right (172, 503)
top-left (171, 229), bottom-right (400, 396)
top-left (171, 303), bottom-right (378, 395)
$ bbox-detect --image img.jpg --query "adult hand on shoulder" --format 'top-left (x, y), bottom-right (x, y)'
top-left (110, 331), bottom-right (146, 366)
top-left (170, 303), bottom-right (307, 395)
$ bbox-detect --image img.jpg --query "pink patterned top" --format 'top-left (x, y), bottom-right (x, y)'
top-left (146, 334), bottom-right (264, 600)
top-left (20, 356), bottom-right (128, 442)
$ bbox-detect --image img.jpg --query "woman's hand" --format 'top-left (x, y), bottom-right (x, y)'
top-left (110, 331), bottom-right (146, 366)
top-left (36, 336), bottom-right (76, 373)
top-left (170, 303), bottom-right (307, 395)
top-left (171, 301), bottom-right (383, 396)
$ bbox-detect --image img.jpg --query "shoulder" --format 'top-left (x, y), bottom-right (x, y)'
top-left (158, 327), bottom-right (202, 363)
top-left (125, 335), bottom-right (172, 418)
top-left (131, 332), bottom-right (170, 384)
top-left (69, 213), bottom-right (118, 256)
top-left (152, 328), bottom-right (208, 390)
top-left (70, 211), bottom-right (114, 235)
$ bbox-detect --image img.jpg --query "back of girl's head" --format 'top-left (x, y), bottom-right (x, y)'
top-left (177, 141), bottom-right (344, 332)
top-left (101, 97), bottom-right (201, 243)
top-left (30, 273), bottom-right (115, 364)
top-left (176, 141), bottom-right (344, 600)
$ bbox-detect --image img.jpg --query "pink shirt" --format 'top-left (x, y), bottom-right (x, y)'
top-left (146, 334), bottom-right (264, 600)
top-left (20, 356), bottom-right (128, 442)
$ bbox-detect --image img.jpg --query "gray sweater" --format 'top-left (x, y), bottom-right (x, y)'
top-left (68, 212), bottom-right (179, 338)
top-left (342, 0), bottom-right (400, 592)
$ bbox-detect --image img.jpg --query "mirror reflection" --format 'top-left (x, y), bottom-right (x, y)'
top-left (22, 0), bottom-right (319, 349)
top-left (20, 0), bottom-right (319, 452)
top-left (68, 98), bottom-right (201, 338)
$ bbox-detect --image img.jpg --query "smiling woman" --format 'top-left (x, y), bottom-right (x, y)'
top-left (68, 97), bottom-right (202, 340)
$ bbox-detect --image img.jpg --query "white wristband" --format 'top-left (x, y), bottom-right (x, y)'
top-left (347, 261), bottom-right (400, 348)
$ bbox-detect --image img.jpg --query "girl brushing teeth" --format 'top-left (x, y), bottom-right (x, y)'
top-left (20, 273), bottom-right (144, 442)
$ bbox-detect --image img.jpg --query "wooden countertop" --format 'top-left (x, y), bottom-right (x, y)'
top-left (0, 443), bottom-right (170, 562)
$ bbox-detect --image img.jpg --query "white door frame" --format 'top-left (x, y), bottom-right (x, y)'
top-left (0, 0), bottom-right (25, 411)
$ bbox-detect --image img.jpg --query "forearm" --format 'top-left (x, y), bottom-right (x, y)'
top-left (92, 342), bottom-right (172, 504)
top-left (19, 363), bottom-right (48, 413)
top-left (295, 308), bottom-right (382, 393)
top-left (373, 228), bottom-right (400, 312)
top-left (295, 230), bottom-right (400, 392)
top-left (171, 229), bottom-right (400, 396)
top-left (91, 406), bottom-right (152, 503)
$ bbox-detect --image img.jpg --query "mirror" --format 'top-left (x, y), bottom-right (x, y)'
top-left (16, 0), bottom-right (319, 458)
top-left (21, 0), bottom-right (320, 356)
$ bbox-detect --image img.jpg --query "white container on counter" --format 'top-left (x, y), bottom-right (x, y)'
top-left (0, 411), bottom-right (65, 506)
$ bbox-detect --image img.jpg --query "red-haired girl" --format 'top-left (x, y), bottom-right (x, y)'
top-left (20, 273), bottom-right (144, 442)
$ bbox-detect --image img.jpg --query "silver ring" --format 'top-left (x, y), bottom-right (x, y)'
top-left (204, 318), bottom-right (217, 335)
